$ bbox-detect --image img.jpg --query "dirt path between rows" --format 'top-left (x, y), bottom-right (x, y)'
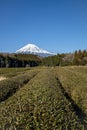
top-left (0, 77), bottom-right (7, 81)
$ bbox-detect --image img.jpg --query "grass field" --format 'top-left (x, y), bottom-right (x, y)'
top-left (0, 66), bottom-right (87, 129)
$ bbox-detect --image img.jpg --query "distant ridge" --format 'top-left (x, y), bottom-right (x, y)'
top-left (16, 43), bottom-right (56, 57)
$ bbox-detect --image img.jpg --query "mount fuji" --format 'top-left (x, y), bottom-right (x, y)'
top-left (16, 44), bottom-right (56, 57)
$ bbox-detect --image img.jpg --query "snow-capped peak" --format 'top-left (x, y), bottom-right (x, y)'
top-left (16, 43), bottom-right (55, 57)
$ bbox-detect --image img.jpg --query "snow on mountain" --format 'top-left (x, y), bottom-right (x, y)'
top-left (16, 44), bottom-right (56, 57)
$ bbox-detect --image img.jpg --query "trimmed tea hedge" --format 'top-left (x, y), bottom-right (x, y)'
top-left (0, 70), bottom-right (38, 102)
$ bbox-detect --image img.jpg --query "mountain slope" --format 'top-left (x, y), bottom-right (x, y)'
top-left (16, 44), bottom-right (55, 57)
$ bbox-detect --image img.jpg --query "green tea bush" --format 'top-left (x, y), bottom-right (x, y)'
top-left (0, 68), bottom-right (84, 129)
top-left (55, 66), bottom-right (87, 126)
top-left (0, 70), bottom-right (38, 102)
top-left (0, 68), bottom-right (31, 77)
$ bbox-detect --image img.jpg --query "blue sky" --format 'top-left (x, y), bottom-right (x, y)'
top-left (0, 0), bottom-right (87, 53)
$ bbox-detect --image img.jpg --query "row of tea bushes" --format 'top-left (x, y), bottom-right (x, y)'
top-left (0, 69), bottom-right (39, 102)
top-left (55, 66), bottom-right (87, 124)
top-left (0, 68), bottom-right (31, 78)
top-left (0, 68), bottom-right (84, 129)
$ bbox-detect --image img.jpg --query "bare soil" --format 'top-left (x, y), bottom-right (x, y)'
top-left (0, 77), bottom-right (7, 81)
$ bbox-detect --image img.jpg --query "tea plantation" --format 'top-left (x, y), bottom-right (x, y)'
top-left (0, 66), bottom-right (87, 129)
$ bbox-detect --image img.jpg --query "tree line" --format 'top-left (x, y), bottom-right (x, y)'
top-left (0, 49), bottom-right (87, 68)
top-left (0, 53), bottom-right (41, 68)
top-left (42, 49), bottom-right (87, 66)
